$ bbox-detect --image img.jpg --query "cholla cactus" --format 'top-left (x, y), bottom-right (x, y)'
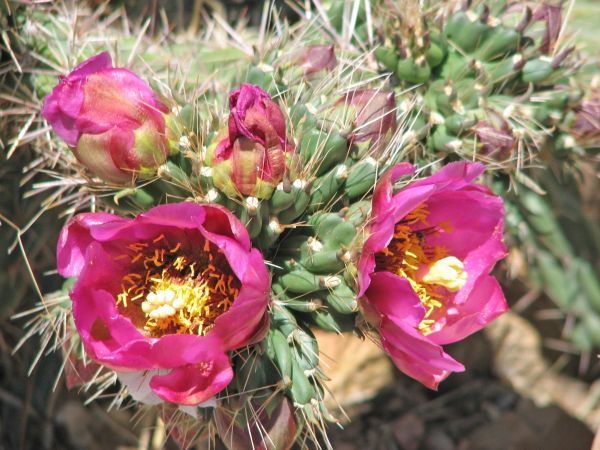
top-left (4, 1), bottom-right (599, 449)
top-left (363, 0), bottom-right (580, 165)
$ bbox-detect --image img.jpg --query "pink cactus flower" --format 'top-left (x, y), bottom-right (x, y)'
top-left (208, 84), bottom-right (293, 198)
top-left (57, 202), bottom-right (270, 405)
top-left (42, 51), bottom-right (171, 183)
top-left (338, 89), bottom-right (397, 154)
top-left (358, 162), bottom-right (507, 389)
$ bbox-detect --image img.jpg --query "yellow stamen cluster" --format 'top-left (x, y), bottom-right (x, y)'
top-left (116, 234), bottom-right (240, 337)
top-left (375, 204), bottom-right (467, 335)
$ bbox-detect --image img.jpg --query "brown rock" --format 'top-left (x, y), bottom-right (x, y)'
top-left (422, 428), bottom-right (455, 450)
top-left (314, 330), bottom-right (394, 414)
top-left (392, 413), bottom-right (425, 450)
top-left (593, 426), bottom-right (600, 450)
top-left (458, 400), bottom-right (593, 450)
top-left (485, 312), bottom-right (600, 429)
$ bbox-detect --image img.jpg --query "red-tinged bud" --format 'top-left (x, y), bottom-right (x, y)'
top-left (42, 52), bottom-right (174, 183)
top-left (215, 395), bottom-right (297, 450)
top-left (160, 405), bottom-right (210, 450)
top-left (572, 91), bottom-right (600, 144)
top-left (208, 84), bottom-right (295, 198)
top-left (335, 89), bottom-right (397, 155)
top-left (532, 3), bottom-right (562, 54)
top-left (293, 44), bottom-right (337, 76)
top-left (474, 113), bottom-right (516, 159)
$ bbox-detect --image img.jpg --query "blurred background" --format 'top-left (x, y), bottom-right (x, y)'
top-left (1, 1), bottom-right (599, 449)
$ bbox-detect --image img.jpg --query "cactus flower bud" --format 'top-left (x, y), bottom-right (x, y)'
top-left (42, 52), bottom-right (172, 183)
top-left (293, 44), bottom-right (337, 76)
top-left (532, 3), bottom-right (563, 54)
top-left (208, 84), bottom-right (294, 198)
top-left (215, 395), bottom-right (296, 450)
top-left (336, 89), bottom-right (397, 155)
top-left (474, 114), bottom-right (516, 159)
top-left (572, 91), bottom-right (600, 144)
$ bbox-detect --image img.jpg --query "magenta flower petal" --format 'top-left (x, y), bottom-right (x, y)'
top-left (70, 51), bottom-right (113, 78)
top-left (423, 190), bottom-right (506, 309)
top-left (364, 272), bottom-right (426, 328)
top-left (57, 212), bottom-right (127, 277)
top-left (75, 68), bottom-right (167, 135)
top-left (229, 83), bottom-right (287, 150)
top-left (59, 202), bottom-right (270, 404)
top-left (380, 319), bottom-right (465, 390)
top-left (428, 275), bottom-right (507, 345)
top-left (364, 272), bottom-right (464, 389)
top-left (42, 81), bottom-right (85, 146)
top-left (210, 249), bottom-right (271, 350)
top-left (408, 161), bottom-right (485, 191)
top-left (372, 162), bottom-right (416, 218)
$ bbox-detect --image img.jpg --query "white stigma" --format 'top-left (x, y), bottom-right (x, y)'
top-left (142, 288), bottom-right (185, 319)
top-left (421, 256), bottom-right (468, 292)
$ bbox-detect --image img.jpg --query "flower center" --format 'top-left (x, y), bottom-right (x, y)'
top-left (421, 256), bottom-right (467, 292)
top-left (375, 204), bottom-right (467, 335)
top-left (116, 234), bottom-right (240, 337)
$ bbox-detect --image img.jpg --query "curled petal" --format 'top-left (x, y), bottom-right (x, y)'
top-left (428, 275), bottom-right (508, 345)
top-left (380, 319), bottom-right (465, 390)
top-left (57, 212), bottom-right (127, 277)
top-left (209, 84), bottom-right (292, 197)
top-left (149, 352), bottom-right (233, 406)
top-left (70, 51), bottom-right (113, 78)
